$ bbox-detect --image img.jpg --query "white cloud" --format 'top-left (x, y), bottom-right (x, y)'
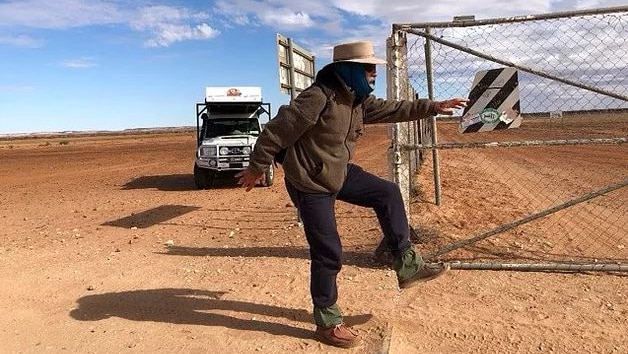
top-left (210, 0), bottom-right (560, 62)
top-left (230, 15), bottom-right (252, 26)
top-left (0, 1), bottom-right (219, 47)
top-left (213, 0), bottom-right (560, 36)
top-left (214, 0), bottom-right (624, 39)
top-left (215, 0), bottom-right (341, 32)
top-left (132, 6), bottom-right (219, 47)
top-left (260, 9), bottom-right (314, 29)
top-left (0, 0), bottom-right (124, 29)
top-left (131, 6), bottom-right (194, 30)
top-left (211, 0), bottom-right (626, 73)
top-left (144, 23), bottom-right (220, 47)
top-left (568, 0), bottom-right (628, 10)
top-left (62, 57), bottom-right (97, 68)
top-left (0, 34), bottom-right (43, 48)
top-left (0, 0), bottom-right (623, 49)
top-left (330, 0), bottom-right (554, 22)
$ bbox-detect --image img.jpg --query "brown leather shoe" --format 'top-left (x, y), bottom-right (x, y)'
top-left (315, 323), bottom-right (360, 348)
top-left (398, 262), bottom-right (450, 289)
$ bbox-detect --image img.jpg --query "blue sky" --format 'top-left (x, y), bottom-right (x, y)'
top-left (0, 0), bottom-right (624, 134)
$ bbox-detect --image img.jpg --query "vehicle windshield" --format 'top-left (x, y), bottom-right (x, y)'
top-left (202, 118), bottom-right (260, 138)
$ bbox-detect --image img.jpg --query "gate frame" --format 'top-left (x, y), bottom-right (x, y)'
top-left (386, 6), bottom-right (628, 272)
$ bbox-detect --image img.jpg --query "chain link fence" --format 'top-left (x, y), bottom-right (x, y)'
top-left (386, 6), bottom-right (628, 271)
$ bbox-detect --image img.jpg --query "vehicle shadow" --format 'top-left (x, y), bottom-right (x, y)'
top-left (122, 174), bottom-right (242, 191)
top-left (122, 174), bottom-right (197, 191)
top-left (162, 245), bottom-right (389, 270)
top-left (70, 288), bottom-right (372, 339)
top-left (102, 205), bottom-right (201, 229)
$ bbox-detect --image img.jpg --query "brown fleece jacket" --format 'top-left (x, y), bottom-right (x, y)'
top-left (249, 64), bottom-right (438, 193)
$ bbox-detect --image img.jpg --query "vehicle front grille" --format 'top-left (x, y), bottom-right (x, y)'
top-left (221, 146), bottom-right (249, 155)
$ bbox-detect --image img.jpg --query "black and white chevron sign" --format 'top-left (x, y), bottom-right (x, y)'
top-left (459, 67), bottom-right (522, 133)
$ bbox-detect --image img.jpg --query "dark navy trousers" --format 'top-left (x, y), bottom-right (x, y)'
top-left (285, 163), bottom-right (411, 308)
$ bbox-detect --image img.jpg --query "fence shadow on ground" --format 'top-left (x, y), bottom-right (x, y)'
top-left (69, 288), bottom-right (372, 338)
top-left (162, 245), bottom-right (389, 270)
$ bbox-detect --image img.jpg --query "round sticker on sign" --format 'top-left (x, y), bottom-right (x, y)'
top-left (479, 108), bottom-right (501, 123)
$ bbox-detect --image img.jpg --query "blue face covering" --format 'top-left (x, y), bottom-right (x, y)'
top-left (334, 62), bottom-right (374, 101)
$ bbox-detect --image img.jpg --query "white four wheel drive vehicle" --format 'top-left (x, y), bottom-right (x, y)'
top-left (194, 86), bottom-right (274, 189)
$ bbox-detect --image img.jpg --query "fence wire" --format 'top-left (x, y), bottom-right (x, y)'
top-left (403, 8), bottom-right (628, 113)
top-left (412, 129), bottom-right (627, 266)
top-left (388, 7), bottom-right (628, 271)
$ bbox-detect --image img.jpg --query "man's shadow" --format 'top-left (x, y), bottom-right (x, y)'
top-left (70, 288), bottom-right (372, 339)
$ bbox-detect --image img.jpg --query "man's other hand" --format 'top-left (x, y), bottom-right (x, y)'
top-left (434, 98), bottom-right (469, 115)
top-left (235, 167), bottom-right (264, 192)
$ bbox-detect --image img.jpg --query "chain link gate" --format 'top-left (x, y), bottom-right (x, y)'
top-left (386, 6), bottom-right (628, 272)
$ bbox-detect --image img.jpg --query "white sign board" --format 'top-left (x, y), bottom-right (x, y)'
top-left (205, 86), bottom-right (262, 102)
top-left (277, 34), bottom-right (315, 97)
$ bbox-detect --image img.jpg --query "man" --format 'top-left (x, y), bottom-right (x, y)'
top-left (236, 41), bottom-right (467, 348)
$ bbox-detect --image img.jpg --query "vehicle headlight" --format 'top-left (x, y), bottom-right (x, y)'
top-left (219, 147), bottom-right (230, 155)
top-left (242, 146), bottom-right (251, 155)
top-left (200, 146), bottom-right (217, 156)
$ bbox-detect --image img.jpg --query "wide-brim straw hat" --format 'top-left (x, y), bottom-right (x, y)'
top-left (332, 41), bottom-right (387, 64)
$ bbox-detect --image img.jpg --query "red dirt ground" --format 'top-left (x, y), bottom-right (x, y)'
top-left (1, 124), bottom-right (626, 353)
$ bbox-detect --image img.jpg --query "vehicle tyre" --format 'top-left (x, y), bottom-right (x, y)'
top-left (194, 164), bottom-right (214, 189)
top-left (263, 164), bottom-right (274, 187)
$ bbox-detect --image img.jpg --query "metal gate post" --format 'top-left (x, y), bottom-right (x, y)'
top-left (424, 27), bottom-right (442, 206)
top-left (387, 31), bottom-right (411, 215)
